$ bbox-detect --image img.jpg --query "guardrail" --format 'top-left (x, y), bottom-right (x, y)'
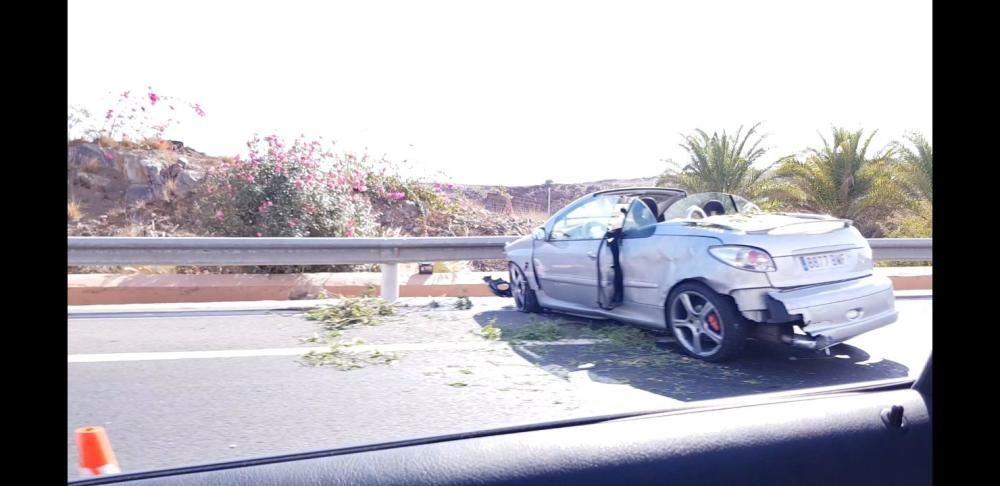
top-left (68, 237), bottom-right (931, 300)
top-left (866, 238), bottom-right (933, 262)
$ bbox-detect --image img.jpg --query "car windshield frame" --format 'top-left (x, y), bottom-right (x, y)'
top-left (542, 188), bottom-right (686, 238)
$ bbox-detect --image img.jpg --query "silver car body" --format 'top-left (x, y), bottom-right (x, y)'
top-left (504, 187), bottom-right (897, 350)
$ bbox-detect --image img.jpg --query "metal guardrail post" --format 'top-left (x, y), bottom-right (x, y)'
top-left (381, 263), bottom-right (400, 301)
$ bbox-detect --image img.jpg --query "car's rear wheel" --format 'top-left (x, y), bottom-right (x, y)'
top-left (667, 282), bottom-right (748, 362)
top-left (509, 262), bottom-right (541, 313)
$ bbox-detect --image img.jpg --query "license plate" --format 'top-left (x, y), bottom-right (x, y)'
top-left (800, 252), bottom-right (847, 271)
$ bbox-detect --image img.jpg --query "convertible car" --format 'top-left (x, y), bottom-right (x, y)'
top-left (504, 187), bottom-right (898, 361)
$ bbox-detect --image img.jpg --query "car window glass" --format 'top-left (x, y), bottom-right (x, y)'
top-left (732, 194), bottom-right (762, 214)
top-left (622, 199), bottom-right (658, 233)
top-left (551, 195), bottom-right (622, 240)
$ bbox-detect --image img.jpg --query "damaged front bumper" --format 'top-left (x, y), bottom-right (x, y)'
top-left (765, 274), bottom-right (898, 350)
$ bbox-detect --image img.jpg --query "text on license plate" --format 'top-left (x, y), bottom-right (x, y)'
top-left (800, 253), bottom-right (847, 271)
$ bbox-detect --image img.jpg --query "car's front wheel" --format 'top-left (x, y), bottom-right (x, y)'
top-left (509, 262), bottom-right (541, 313)
top-left (667, 282), bottom-right (748, 362)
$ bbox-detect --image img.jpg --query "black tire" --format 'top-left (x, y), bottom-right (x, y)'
top-left (509, 262), bottom-right (541, 313)
top-left (666, 281), bottom-right (748, 362)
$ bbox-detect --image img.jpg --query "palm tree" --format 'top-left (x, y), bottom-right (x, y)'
top-left (893, 132), bottom-right (932, 203)
top-left (881, 132), bottom-right (932, 238)
top-left (657, 123), bottom-right (779, 203)
top-left (772, 127), bottom-right (908, 236)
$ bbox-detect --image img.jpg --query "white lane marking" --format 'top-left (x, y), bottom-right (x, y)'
top-left (67, 298), bottom-right (507, 317)
top-left (69, 346), bottom-right (329, 362)
top-left (515, 347), bottom-right (543, 361)
top-left (517, 339), bottom-right (604, 346)
top-left (68, 341), bottom-right (501, 363)
top-left (67, 337), bottom-right (644, 363)
top-left (68, 311), bottom-right (309, 320)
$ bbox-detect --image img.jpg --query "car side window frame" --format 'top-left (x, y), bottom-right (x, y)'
top-left (547, 194), bottom-right (624, 241)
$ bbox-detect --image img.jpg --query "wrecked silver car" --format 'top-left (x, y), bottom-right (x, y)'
top-left (503, 187), bottom-right (897, 362)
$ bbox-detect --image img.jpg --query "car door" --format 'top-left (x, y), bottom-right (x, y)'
top-left (533, 194), bottom-right (625, 310)
top-left (597, 198), bottom-right (663, 325)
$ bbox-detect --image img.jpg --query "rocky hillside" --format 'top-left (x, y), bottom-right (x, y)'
top-left (457, 177), bottom-right (658, 216)
top-left (67, 140), bottom-right (215, 236)
top-left (68, 141), bottom-right (659, 239)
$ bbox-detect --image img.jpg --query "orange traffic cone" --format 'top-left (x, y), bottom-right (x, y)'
top-left (76, 426), bottom-right (120, 476)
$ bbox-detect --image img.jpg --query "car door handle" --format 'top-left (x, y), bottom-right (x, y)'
top-left (586, 252), bottom-right (598, 259)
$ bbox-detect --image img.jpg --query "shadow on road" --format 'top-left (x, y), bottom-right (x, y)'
top-left (473, 306), bottom-right (910, 402)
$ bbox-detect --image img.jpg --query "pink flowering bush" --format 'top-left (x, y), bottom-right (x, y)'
top-left (196, 135), bottom-right (378, 237)
top-left (68, 87), bottom-right (205, 145)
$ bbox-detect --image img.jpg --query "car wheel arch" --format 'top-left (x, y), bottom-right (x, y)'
top-left (508, 260), bottom-right (539, 291)
top-left (662, 277), bottom-right (737, 329)
top-left (505, 244), bottom-right (539, 291)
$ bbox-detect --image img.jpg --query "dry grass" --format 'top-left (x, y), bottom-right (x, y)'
top-left (114, 225), bottom-right (146, 237)
top-left (141, 138), bottom-right (173, 152)
top-left (469, 198), bottom-right (549, 223)
top-left (512, 209), bottom-right (550, 223)
top-left (434, 261), bottom-right (471, 272)
top-left (68, 200), bottom-right (83, 222)
top-left (98, 135), bottom-right (119, 149)
top-left (162, 179), bottom-right (178, 202)
top-left (98, 137), bottom-right (144, 151)
top-left (378, 226), bottom-right (405, 237)
top-left (82, 157), bottom-right (104, 173)
top-left (197, 157), bottom-right (223, 171)
top-left (97, 137), bottom-right (172, 153)
top-left (121, 265), bottom-right (178, 275)
top-left (114, 155), bottom-right (127, 173)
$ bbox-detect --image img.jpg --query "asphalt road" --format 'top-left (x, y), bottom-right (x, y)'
top-left (68, 295), bottom-right (931, 480)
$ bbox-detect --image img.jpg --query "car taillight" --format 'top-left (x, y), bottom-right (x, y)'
top-left (708, 246), bottom-right (777, 272)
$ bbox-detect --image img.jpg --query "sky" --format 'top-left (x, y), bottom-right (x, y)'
top-left (68, 0), bottom-right (931, 186)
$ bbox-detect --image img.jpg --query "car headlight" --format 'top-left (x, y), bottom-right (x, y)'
top-left (708, 246), bottom-right (776, 272)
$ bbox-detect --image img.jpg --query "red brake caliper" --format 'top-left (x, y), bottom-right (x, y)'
top-left (706, 313), bottom-right (721, 333)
